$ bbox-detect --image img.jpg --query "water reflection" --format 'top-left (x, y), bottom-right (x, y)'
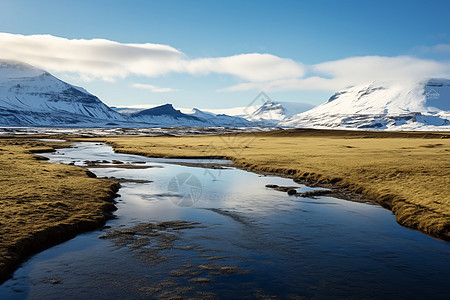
top-left (0, 142), bottom-right (449, 299)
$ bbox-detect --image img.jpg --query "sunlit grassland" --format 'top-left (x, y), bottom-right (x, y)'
top-left (0, 138), bottom-right (118, 283)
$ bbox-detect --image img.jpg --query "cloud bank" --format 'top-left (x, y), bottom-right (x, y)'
top-left (0, 32), bottom-right (304, 83)
top-left (1, 32), bottom-right (449, 93)
top-left (220, 56), bottom-right (450, 92)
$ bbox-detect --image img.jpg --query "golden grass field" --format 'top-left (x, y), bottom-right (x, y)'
top-left (0, 138), bottom-right (119, 283)
top-left (96, 129), bottom-right (450, 241)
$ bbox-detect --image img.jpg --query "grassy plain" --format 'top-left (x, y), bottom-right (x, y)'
top-left (0, 138), bottom-right (119, 283)
top-left (98, 129), bottom-right (450, 241)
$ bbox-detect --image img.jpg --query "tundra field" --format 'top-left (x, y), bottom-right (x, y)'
top-left (0, 138), bottom-right (119, 283)
top-left (0, 129), bottom-right (449, 283)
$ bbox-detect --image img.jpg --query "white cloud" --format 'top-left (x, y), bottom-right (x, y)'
top-left (1, 33), bottom-right (448, 94)
top-left (0, 32), bottom-right (304, 82)
top-left (220, 56), bottom-right (450, 92)
top-left (312, 55), bottom-right (449, 82)
top-left (132, 83), bottom-right (177, 93)
top-left (183, 54), bottom-right (304, 81)
top-left (0, 33), bottom-right (183, 81)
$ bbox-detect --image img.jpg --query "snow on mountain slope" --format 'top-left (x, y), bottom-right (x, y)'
top-left (248, 100), bottom-right (286, 123)
top-left (186, 108), bottom-right (254, 127)
top-left (280, 79), bottom-right (450, 130)
top-left (246, 100), bottom-right (314, 125)
top-left (113, 100), bottom-right (312, 127)
top-left (0, 59), bottom-right (126, 126)
top-left (128, 104), bottom-right (209, 127)
top-left (129, 104), bottom-right (255, 127)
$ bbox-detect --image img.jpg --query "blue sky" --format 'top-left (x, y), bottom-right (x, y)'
top-left (1, 0), bottom-right (449, 109)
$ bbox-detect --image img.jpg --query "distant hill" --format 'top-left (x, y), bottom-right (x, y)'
top-left (128, 104), bottom-right (204, 127)
top-left (127, 104), bottom-right (255, 127)
top-left (114, 100), bottom-right (314, 127)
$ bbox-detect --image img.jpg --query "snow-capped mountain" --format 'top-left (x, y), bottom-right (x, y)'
top-left (280, 79), bottom-right (450, 130)
top-left (186, 108), bottom-right (254, 127)
top-left (0, 59), bottom-right (127, 126)
top-left (128, 105), bottom-right (255, 127)
top-left (128, 104), bottom-right (206, 127)
top-left (246, 100), bottom-right (314, 125)
top-left (119, 101), bottom-right (310, 128)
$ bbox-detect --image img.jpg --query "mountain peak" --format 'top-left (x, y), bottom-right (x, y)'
top-left (0, 59), bottom-right (36, 69)
top-left (133, 103), bottom-right (185, 117)
top-left (161, 103), bottom-right (175, 108)
top-left (0, 59), bottom-right (47, 81)
top-left (191, 107), bottom-right (214, 115)
top-left (249, 99), bottom-right (285, 122)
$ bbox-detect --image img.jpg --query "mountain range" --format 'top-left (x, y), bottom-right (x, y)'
top-left (112, 101), bottom-right (313, 127)
top-left (0, 59), bottom-right (449, 130)
top-left (0, 60), bottom-right (267, 128)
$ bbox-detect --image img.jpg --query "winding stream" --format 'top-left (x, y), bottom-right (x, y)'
top-left (1, 142), bottom-right (449, 299)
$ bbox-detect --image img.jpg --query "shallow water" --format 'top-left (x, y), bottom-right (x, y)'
top-left (1, 142), bottom-right (449, 299)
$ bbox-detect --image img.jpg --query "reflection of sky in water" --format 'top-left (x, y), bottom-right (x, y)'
top-left (48, 142), bottom-right (232, 166)
top-left (1, 142), bottom-right (448, 299)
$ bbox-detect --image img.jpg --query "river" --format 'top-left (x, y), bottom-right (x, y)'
top-left (1, 142), bottom-right (449, 299)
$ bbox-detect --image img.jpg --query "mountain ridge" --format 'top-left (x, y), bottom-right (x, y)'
top-left (3, 59), bottom-right (448, 131)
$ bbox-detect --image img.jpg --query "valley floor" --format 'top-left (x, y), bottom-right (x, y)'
top-left (95, 129), bottom-right (450, 241)
top-left (0, 138), bottom-right (119, 283)
top-left (0, 129), bottom-right (449, 283)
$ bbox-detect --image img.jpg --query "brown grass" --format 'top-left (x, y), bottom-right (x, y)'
top-left (90, 129), bottom-right (450, 241)
top-left (0, 138), bottom-right (119, 283)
